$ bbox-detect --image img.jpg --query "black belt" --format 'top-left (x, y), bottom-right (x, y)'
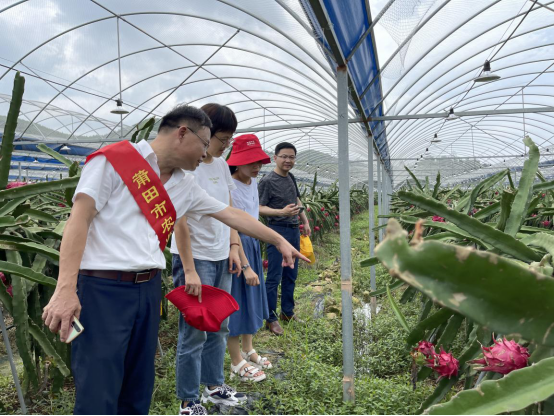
top-left (268, 222), bottom-right (299, 228)
top-left (79, 269), bottom-right (160, 283)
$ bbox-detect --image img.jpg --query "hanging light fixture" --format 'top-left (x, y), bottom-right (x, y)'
top-left (110, 99), bottom-right (129, 115)
top-left (61, 145), bottom-right (70, 151)
top-left (431, 133), bottom-right (441, 143)
top-left (33, 157), bottom-right (38, 163)
top-left (474, 60), bottom-right (501, 83)
top-left (306, 162), bottom-right (309, 167)
top-left (446, 108), bottom-right (458, 121)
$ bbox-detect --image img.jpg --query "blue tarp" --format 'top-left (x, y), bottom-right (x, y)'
top-left (301, 0), bottom-right (390, 169)
top-left (0, 133), bottom-right (94, 157)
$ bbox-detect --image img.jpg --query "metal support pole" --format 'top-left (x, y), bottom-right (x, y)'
top-left (377, 162), bottom-right (383, 241)
top-left (386, 174), bottom-right (390, 217)
top-left (384, 174), bottom-right (388, 221)
top-left (157, 337), bottom-right (164, 357)
top-left (18, 162), bottom-right (21, 181)
top-left (337, 66), bottom-right (354, 403)
top-left (0, 306), bottom-right (26, 414)
top-left (368, 141), bottom-right (377, 316)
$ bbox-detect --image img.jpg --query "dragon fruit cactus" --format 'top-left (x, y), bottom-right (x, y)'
top-left (469, 338), bottom-right (529, 375)
top-left (426, 347), bottom-right (459, 379)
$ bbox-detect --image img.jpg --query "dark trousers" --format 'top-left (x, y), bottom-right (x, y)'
top-left (265, 224), bottom-right (300, 322)
top-left (72, 272), bottom-right (161, 415)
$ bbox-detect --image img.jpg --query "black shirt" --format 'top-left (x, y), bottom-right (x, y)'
top-left (258, 171), bottom-right (301, 224)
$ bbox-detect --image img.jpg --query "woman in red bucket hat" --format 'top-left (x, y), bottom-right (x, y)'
top-left (226, 134), bottom-right (273, 382)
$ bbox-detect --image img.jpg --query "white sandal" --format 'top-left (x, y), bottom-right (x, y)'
top-left (241, 349), bottom-right (273, 370)
top-left (230, 359), bottom-right (266, 382)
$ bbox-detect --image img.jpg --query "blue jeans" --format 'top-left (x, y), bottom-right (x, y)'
top-left (72, 271), bottom-right (161, 415)
top-left (172, 255), bottom-right (232, 402)
top-left (265, 224), bottom-right (300, 323)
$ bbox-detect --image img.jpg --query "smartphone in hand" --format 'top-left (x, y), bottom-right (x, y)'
top-left (65, 316), bottom-right (84, 343)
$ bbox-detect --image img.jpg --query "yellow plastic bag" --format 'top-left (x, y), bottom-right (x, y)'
top-left (300, 235), bottom-right (316, 263)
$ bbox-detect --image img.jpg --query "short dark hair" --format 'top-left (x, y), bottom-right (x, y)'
top-left (201, 103), bottom-right (238, 136)
top-left (158, 104), bottom-right (212, 133)
top-left (275, 142), bottom-right (297, 155)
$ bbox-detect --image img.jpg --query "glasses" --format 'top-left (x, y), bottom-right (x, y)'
top-left (276, 155), bottom-right (296, 161)
top-left (185, 126), bottom-right (210, 151)
top-left (213, 133), bottom-right (234, 146)
top-left (171, 124), bottom-right (210, 150)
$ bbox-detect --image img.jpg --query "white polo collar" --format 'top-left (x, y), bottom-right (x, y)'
top-left (135, 140), bottom-right (185, 188)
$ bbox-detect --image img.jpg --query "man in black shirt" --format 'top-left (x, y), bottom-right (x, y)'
top-left (259, 142), bottom-right (311, 335)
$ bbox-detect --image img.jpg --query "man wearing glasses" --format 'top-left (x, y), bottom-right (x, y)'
top-left (259, 142), bottom-right (311, 336)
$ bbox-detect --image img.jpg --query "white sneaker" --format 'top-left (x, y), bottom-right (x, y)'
top-left (201, 384), bottom-right (240, 406)
top-left (179, 400), bottom-right (208, 415)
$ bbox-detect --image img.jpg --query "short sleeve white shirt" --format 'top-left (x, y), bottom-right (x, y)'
top-left (74, 140), bottom-right (227, 271)
top-left (231, 177), bottom-right (259, 220)
top-left (170, 157), bottom-right (236, 261)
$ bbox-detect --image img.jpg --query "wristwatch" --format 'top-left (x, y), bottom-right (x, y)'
top-left (241, 264), bottom-right (251, 271)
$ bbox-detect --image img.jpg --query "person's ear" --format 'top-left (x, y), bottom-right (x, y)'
top-left (178, 126), bottom-right (187, 140)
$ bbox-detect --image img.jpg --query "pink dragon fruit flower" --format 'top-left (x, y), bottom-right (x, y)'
top-left (469, 338), bottom-right (529, 375)
top-left (6, 181), bottom-right (27, 189)
top-left (432, 215), bottom-right (445, 223)
top-left (426, 347), bottom-right (459, 379)
top-left (543, 220), bottom-right (551, 227)
top-left (0, 272), bottom-right (12, 298)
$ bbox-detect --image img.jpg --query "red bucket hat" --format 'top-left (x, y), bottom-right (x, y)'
top-left (226, 134), bottom-right (271, 166)
top-left (165, 285), bottom-right (239, 332)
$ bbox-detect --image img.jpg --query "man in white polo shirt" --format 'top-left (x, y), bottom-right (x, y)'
top-left (41, 105), bottom-right (307, 415)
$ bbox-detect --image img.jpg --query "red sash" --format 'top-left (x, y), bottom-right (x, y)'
top-left (86, 141), bottom-right (177, 251)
